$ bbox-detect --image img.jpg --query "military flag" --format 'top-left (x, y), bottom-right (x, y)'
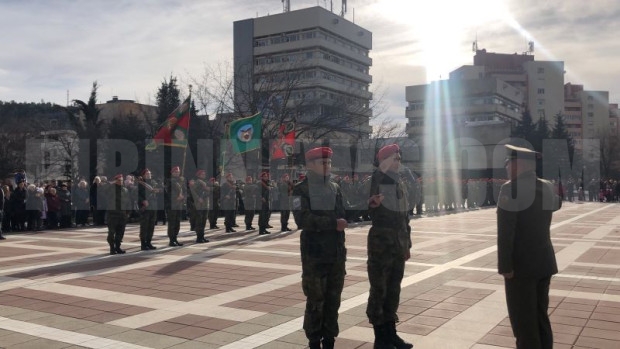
top-left (146, 97), bottom-right (190, 150)
top-left (228, 112), bottom-right (262, 154)
top-left (271, 121), bottom-right (295, 160)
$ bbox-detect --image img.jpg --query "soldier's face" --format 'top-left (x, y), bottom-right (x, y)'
top-left (308, 158), bottom-right (332, 176)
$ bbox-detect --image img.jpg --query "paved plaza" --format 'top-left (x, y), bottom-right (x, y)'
top-left (1, 202), bottom-right (619, 349)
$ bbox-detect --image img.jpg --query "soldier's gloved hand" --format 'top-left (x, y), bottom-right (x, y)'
top-left (336, 218), bottom-right (348, 232)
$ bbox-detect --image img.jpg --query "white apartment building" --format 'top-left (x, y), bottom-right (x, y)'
top-left (233, 6), bottom-right (373, 139)
top-left (405, 77), bottom-right (522, 175)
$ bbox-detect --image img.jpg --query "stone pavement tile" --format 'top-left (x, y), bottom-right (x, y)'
top-left (5, 338), bottom-right (71, 349)
top-left (0, 332), bottom-right (39, 347)
top-left (245, 313), bottom-right (297, 327)
top-left (478, 333), bottom-right (515, 348)
top-left (397, 321), bottom-right (436, 336)
top-left (574, 336), bottom-right (620, 349)
top-left (580, 326), bottom-right (620, 341)
top-left (222, 322), bottom-right (271, 336)
top-left (138, 321), bottom-right (187, 335)
top-left (27, 314), bottom-right (96, 331)
top-left (550, 314), bottom-right (589, 327)
top-left (256, 340), bottom-right (306, 349)
top-left (76, 323), bottom-right (130, 338)
top-left (193, 317), bottom-right (238, 330)
top-left (166, 325), bottom-right (215, 340)
top-left (193, 329), bottom-right (245, 346)
top-left (112, 329), bottom-right (186, 349)
top-left (554, 331), bottom-right (578, 346)
top-left (166, 340), bottom-right (221, 349)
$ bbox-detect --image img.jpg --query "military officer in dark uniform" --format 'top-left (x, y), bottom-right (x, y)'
top-left (258, 172), bottom-right (272, 235)
top-left (189, 169), bottom-right (209, 243)
top-left (137, 169), bottom-right (161, 250)
top-left (366, 144), bottom-right (413, 349)
top-left (497, 144), bottom-right (561, 349)
top-left (278, 173), bottom-right (293, 232)
top-left (165, 166), bottom-right (185, 246)
top-left (292, 147), bottom-right (348, 349)
top-left (106, 174), bottom-right (131, 255)
top-left (243, 176), bottom-right (257, 230)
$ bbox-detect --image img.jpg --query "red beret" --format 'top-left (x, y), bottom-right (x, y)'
top-left (209, 177), bottom-right (216, 182)
top-left (305, 147), bottom-right (333, 161)
top-left (281, 173), bottom-right (290, 179)
top-left (141, 168), bottom-right (150, 176)
top-left (226, 172), bottom-right (234, 179)
top-left (298, 173), bottom-right (306, 180)
top-left (261, 171), bottom-right (269, 178)
top-left (196, 169), bottom-right (205, 177)
top-left (114, 174), bottom-right (123, 180)
top-left (377, 144), bottom-right (400, 162)
top-left (171, 166), bottom-right (181, 173)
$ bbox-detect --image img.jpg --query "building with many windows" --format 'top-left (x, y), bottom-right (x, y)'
top-left (233, 6), bottom-right (373, 140)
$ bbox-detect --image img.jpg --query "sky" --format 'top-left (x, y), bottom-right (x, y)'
top-left (1, 0), bottom-right (619, 128)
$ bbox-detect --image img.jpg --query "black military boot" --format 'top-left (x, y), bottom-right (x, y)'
top-left (140, 240), bottom-right (149, 251)
top-left (387, 322), bottom-right (413, 349)
top-left (115, 243), bottom-right (126, 254)
top-left (147, 241), bottom-right (157, 250)
top-left (373, 324), bottom-right (395, 349)
top-left (308, 341), bottom-right (321, 349)
top-left (322, 337), bottom-right (335, 349)
top-left (109, 244), bottom-right (116, 255)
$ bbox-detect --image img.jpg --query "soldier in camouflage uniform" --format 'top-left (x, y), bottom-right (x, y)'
top-left (165, 166), bottom-right (185, 246)
top-left (221, 173), bottom-right (238, 232)
top-left (243, 176), bottom-right (257, 230)
top-left (292, 147), bottom-right (348, 349)
top-left (258, 172), bottom-right (272, 235)
top-left (106, 174), bottom-right (131, 255)
top-left (208, 178), bottom-right (220, 229)
top-left (189, 170), bottom-right (209, 243)
top-left (367, 144), bottom-right (413, 349)
top-left (278, 173), bottom-right (293, 232)
top-left (137, 169), bottom-right (161, 250)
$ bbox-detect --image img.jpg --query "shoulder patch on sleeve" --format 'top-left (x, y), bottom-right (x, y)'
top-left (292, 197), bottom-right (301, 210)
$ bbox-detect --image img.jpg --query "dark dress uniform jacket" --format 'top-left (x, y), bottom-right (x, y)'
top-left (497, 171), bottom-right (561, 278)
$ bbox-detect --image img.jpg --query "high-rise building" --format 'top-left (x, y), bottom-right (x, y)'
top-left (233, 6), bottom-right (373, 140)
top-left (405, 48), bottom-right (568, 175)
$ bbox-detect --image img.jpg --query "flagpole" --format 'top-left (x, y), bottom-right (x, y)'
top-left (181, 85), bottom-right (192, 179)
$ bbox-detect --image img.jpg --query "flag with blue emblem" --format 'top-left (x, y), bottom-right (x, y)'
top-left (228, 112), bottom-right (262, 154)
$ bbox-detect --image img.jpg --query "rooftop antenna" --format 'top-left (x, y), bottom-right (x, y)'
top-left (282, 0), bottom-right (290, 12)
top-left (340, 0), bottom-right (347, 17)
top-left (528, 40), bottom-right (535, 54)
top-left (472, 34), bottom-right (478, 52)
top-left (66, 90), bottom-right (69, 107)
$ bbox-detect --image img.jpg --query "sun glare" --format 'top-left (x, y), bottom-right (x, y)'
top-left (373, 0), bottom-right (511, 81)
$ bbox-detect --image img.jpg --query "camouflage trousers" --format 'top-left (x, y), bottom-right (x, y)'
top-left (366, 248), bottom-right (406, 325)
top-left (139, 209), bottom-right (157, 242)
top-left (302, 260), bottom-right (346, 342)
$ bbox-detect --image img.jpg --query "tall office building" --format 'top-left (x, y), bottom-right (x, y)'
top-left (233, 6), bottom-right (373, 140)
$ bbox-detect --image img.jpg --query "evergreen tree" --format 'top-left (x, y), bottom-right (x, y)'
top-left (511, 109), bottom-right (537, 148)
top-left (155, 75), bottom-right (181, 125)
top-left (551, 112), bottom-right (575, 163)
top-left (533, 117), bottom-right (550, 153)
top-left (68, 81), bottom-right (105, 181)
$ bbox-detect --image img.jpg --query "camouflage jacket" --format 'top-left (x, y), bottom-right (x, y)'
top-left (292, 172), bottom-right (346, 264)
